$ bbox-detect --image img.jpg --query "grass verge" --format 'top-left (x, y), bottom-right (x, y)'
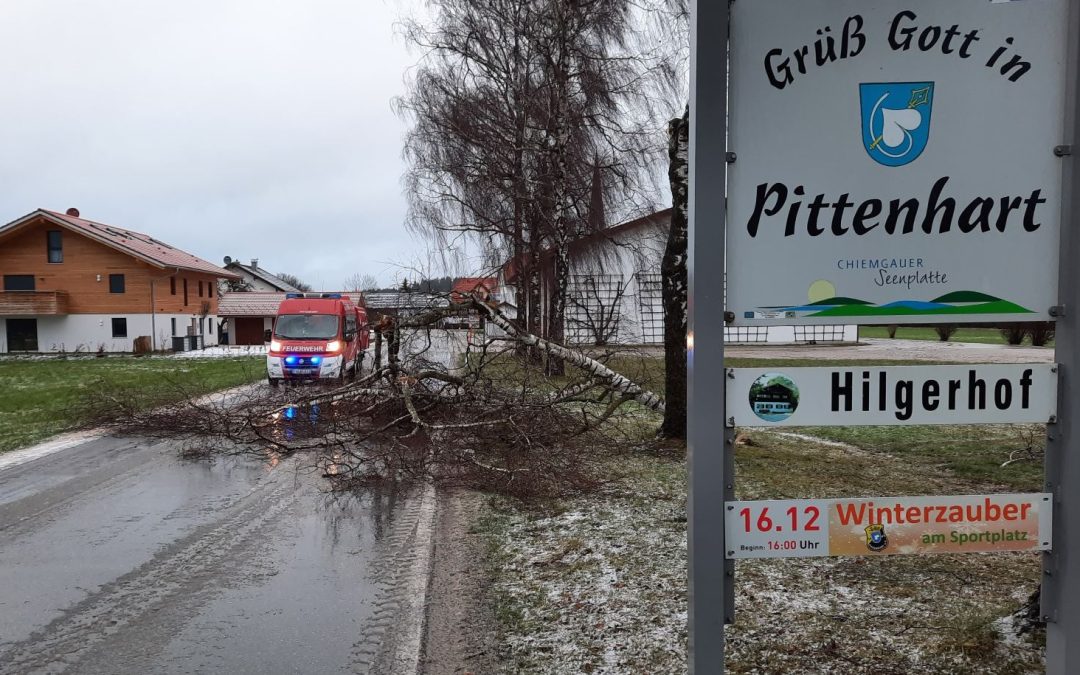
top-left (476, 354), bottom-right (1046, 673)
top-left (0, 356), bottom-right (265, 452)
top-left (859, 326), bottom-right (1052, 347)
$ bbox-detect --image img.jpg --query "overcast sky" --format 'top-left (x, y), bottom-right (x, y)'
top-left (0, 0), bottom-right (430, 289)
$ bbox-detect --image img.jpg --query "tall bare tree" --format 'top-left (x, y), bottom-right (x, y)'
top-left (660, 106), bottom-right (688, 438)
top-left (344, 273), bottom-right (380, 292)
top-left (276, 272), bottom-right (313, 293)
top-left (399, 0), bottom-right (667, 373)
top-left (641, 0), bottom-right (690, 438)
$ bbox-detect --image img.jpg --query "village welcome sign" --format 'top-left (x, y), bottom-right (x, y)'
top-left (726, 0), bottom-right (1069, 325)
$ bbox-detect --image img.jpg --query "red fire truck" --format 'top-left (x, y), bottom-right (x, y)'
top-left (266, 293), bottom-right (369, 386)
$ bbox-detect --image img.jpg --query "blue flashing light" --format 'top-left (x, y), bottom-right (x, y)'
top-left (284, 356), bottom-right (298, 365)
top-left (284, 406), bottom-right (297, 420)
top-left (321, 293), bottom-right (342, 299)
top-left (311, 356), bottom-right (322, 365)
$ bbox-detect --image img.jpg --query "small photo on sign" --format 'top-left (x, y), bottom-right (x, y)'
top-left (749, 372), bottom-right (799, 422)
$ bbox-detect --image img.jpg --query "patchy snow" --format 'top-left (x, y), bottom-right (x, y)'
top-left (164, 345), bottom-right (267, 358)
top-left (486, 431), bottom-right (1046, 674)
top-left (0, 430), bottom-right (102, 474)
top-left (768, 431), bottom-right (861, 450)
top-left (490, 455), bottom-right (688, 673)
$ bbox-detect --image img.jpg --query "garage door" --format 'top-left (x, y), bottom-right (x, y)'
top-left (234, 317), bottom-right (267, 345)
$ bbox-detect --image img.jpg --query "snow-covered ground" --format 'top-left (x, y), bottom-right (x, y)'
top-left (165, 345), bottom-right (267, 358)
top-left (489, 453), bottom-right (688, 673)
top-left (485, 426), bottom-right (1046, 674)
top-left (160, 330), bottom-right (466, 369)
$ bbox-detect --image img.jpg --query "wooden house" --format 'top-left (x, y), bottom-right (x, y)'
top-left (0, 208), bottom-right (239, 353)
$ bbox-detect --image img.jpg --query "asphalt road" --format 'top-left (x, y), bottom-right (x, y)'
top-left (0, 434), bottom-right (435, 675)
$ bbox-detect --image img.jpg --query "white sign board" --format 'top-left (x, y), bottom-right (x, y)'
top-left (728, 364), bottom-right (1057, 426)
top-left (726, 493), bottom-right (1053, 559)
top-left (726, 0), bottom-right (1069, 324)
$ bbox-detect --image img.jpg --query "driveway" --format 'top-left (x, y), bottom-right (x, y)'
top-left (728, 337), bottom-right (1054, 364)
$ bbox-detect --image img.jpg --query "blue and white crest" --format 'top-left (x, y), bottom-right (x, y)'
top-left (860, 82), bottom-right (934, 167)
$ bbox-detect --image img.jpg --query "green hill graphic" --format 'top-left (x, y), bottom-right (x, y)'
top-left (931, 291), bottom-right (1001, 303)
top-left (810, 300), bottom-right (1032, 317)
top-left (809, 296), bottom-right (872, 306)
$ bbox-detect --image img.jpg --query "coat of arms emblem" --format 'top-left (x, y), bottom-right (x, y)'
top-left (865, 523), bottom-right (889, 552)
top-left (860, 82), bottom-right (934, 167)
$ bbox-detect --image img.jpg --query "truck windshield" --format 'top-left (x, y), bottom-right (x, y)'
top-left (274, 314), bottom-right (339, 340)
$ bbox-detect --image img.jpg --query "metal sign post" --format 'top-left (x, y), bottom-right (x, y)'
top-left (690, 0), bottom-right (1079, 672)
top-left (687, 0), bottom-right (730, 673)
top-left (1044, 2), bottom-right (1080, 672)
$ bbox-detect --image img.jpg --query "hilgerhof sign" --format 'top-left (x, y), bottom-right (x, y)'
top-left (728, 364), bottom-right (1057, 426)
top-left (725, 493), bottom-right (1053, 559)
top-left (726, 0), bottom-right (1069, 325)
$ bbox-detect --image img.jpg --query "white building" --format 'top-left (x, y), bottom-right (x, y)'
top-left (498, 209), bottom-right (857, 346)
top-left (219, 258), bottom-right (304, 294)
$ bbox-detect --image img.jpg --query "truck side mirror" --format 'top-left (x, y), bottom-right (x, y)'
top-left (344, 330), bottom-right (356, 341)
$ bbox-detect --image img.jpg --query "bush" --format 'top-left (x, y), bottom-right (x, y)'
top-left (1000, 323), bottom-right (1027, 345)
top-left (886, 324), bottom-right (898, 339)
top-left (934, 324), bottom-right (958, 341)
top-left (1028, 322), bottom-right (1055, 347)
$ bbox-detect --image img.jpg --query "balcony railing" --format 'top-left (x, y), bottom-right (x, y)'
top-left (0, 291), bottom-right (70, 315)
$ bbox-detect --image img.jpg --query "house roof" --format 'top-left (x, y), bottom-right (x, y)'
top-left (0, 209), bottom-right (240, 279)
top-left (364, 291), bottom-right (449, 310)
top-left (450, 277), bottom-right (497, 302)
top-left (501, 208), bottom-right (672, 282)
top-left (219, 291), bottom-right (370, 317)
top-left (218, 292), bottom-right (288, 317)
top-left (225, 261), bottom-right (303, 293)
top-left (452, 277), bottom-right (496, 294)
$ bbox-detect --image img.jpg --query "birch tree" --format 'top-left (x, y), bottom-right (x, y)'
top-left (640, 0), bottom-right (690, 438)
top-left (400, 0), bottom-right (667, 363)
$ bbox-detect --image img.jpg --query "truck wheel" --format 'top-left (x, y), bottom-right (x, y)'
top-left (268, 375), bottom-right (280, 388)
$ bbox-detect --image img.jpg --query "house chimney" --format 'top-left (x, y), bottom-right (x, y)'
top-left (250, 258), bottom-right (258, 268)
top-left (66, 207), bottom-right (80, 217)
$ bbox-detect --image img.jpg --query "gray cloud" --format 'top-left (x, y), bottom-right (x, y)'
top-left (0, 0), bottom-right (420, 288)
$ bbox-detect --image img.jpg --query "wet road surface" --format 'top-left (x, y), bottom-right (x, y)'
top-left (0, 435), bottom-right (434, 674)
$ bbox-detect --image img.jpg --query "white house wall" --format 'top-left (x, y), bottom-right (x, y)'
top-left (0, 313), bottom-right (220, 353)
top-left (566, 219), bottom-right (668, 346)
top-left (562, 218), bottom-right (856, 346)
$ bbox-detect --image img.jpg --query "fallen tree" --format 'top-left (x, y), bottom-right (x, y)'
top-left (102, 296), bottom-right (667, 501)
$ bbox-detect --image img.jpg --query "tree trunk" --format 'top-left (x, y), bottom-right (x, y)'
top-left (527, 222), bottom-right (544, 364)
top-left (545, 1), bottom-right (572, 377)
top-left (373, 326), bottom-right (383, 371)
top-left (511, 21), bottom-right (531, 360)
top-left (660, 106), bottom-right (689, 439)
top-left (474, 299), bottom-right (665, 412)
